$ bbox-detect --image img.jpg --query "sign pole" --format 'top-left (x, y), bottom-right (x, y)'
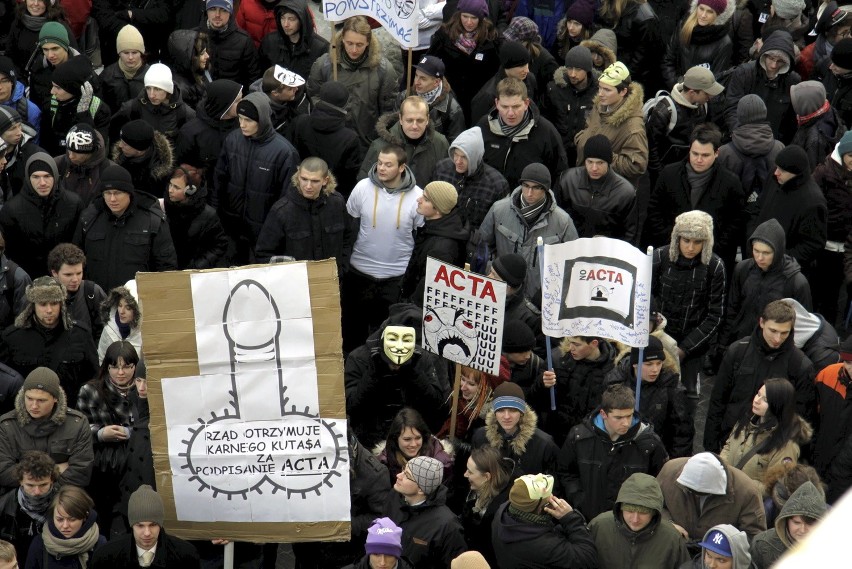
top-left (330, 29), bottom-right (338, 81)
top-left (537, 237), bottom-right (556, 411)
top-left (406, 48), bottom-right (414, 95)
top-left (224, 542), bottom-right (234, 569)
top-left (448, 364), bottom-right (462, 439)
top-left (635, 246), bottom-right (653, 411)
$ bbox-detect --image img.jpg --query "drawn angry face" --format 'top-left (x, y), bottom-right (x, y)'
top-left (423, 306), bottom-right (478, 365)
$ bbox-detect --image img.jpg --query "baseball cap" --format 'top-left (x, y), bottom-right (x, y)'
top-left (683, 66), bottom-right (724, 96)
top-left (699, 529), bottom-right (732, 557)
top-left (413, 55), bottom-right (445, 79)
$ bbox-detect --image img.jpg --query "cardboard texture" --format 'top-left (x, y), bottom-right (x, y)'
top-left (137, 260), bottom-right (350, 542)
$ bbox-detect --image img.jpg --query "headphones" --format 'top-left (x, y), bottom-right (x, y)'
top-left (178, 165), bottom-right (198, 195)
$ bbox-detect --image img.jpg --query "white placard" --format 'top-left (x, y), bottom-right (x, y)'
top-left (322, 0), bottom-right (419, 48)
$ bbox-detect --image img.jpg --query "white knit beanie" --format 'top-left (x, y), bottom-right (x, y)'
top-left (144, 63), bottom-right (174, 94)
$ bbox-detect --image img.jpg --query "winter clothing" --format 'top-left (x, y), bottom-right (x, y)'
top-left (167, 29), bottom-right (210, 110)
top-left (90, 0), bottom-right (170, 66)
top-left (55, 131), bottom-right (116, 207)
top-left (716, 113), bottom-right (784, 204)
top-left (751, 482), bottom-right (825, 567)
top-left (690, 524), bottom-right (752, 569)
top-left (375, 435), bottom-right (454, 490)
top-left (783, 297), bottom-right (840, 373)
top-left (471, 404), bottom-right (559, 480)
top-left (235, 0), bottom-right (276, 47)
top-left (469, 67), bottom-right (538, 125)
top-left (90, 528), bottom-right (200, 569)
top-left (646, 82), bottom-right (711, 174)
top-left (400, 209), bottom-right (468, 303)
top-left (395, 80), bottom-right (466, 142)
top-left (661, 0), bottom-right (736, 89)
top-left (110, 81), bottom-right (197, 145)
top-left (0, 81), bottom-right (42, 142)
top-left (258, 0), bottom-right (330, 80)
top-left (95, 283), bottom-right (142, 363)
top-left (554, 164), bottom-right (638, 243)
top-left (541, 65), bottom-right (599, 164)
top-left (164, 184), bottom-right (228, 270)
top-left (196, 18), bottom-right (259, 92)
top-left (460, 482), bottom-right (509, 567)
top-left (599, 0), bottom-right (662, 91)
top-left (110, 130), bottom-right (174, 198)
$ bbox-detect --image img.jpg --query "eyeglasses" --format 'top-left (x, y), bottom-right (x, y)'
top-left (109, 364), bottom-right (136, 372)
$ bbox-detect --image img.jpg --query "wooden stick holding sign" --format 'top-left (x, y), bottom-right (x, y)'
top-left (406, 48), bottom-right (414, 96)
top-left (448, 364), bottom-right (462, 440)
top-left (537, 236), bottom-right (556, 411)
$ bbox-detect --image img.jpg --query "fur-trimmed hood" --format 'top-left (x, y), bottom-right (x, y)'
top-left (594, 81), bottom-right (645, 128)
top-left (687, 0), bottom-right (736, 26)
top-left (581, 32), bottom-right (617, 70)
top-left (332, 28), bottom-right (383, 70)
top-left (374, 110), bottom-right (437, 146)
top-left (483, 403), bottom-right (539, 455)
top-left (14, 379), bottom-right (68, 427)
top-left (100, 280), bottom-right (141, 329)
top-left (110, 130), bottom-right (175, 181)
top-left (669, 210), bottom-right (715, 264)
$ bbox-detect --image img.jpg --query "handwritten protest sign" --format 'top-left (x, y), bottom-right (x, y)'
top-left (322, 0), bottom-right (418, 48)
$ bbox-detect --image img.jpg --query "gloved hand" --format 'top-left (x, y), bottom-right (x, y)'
top-left (76, 81), bottom-right (93, 115)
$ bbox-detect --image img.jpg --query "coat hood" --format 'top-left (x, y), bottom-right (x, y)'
top-left (202, 79), bottom-right (243, 121)
top-left (701, 524), bottom-right (751, 569)
top-left (759, 30), bottom-right (796, 76)
top-left (366, 162), bottom-right (418, 193)
top-left (240, 91), bottom-right (276, 140)
top-left (449, 126), bottom-right (485, 174)
top-left (781, 297), bottom-right (822, 347)
top-left (748, 219), bottom-right (786, 271)
top-left (731, 123), bottom-right (779, 157)
top-left (774, 481), bottom-right (827, 547)
top-left (584, 28), bottom-right (617, 59)
top-left (110, 131), bottom-right (175, 181)
top-left (274, 0), bottom-right (315, 45)
top-left (595, 81), bottom-right (645, 128)
top-left (483, 403), bottom-right (539, 456)
top-left (168, 29), bottom-right (203, 75)
top-left (100, 280), bottom-right (141, 328)
top-left (615, 472), bottom-right (664, 513)
top-left (23, 151), bottom-right (60, 196)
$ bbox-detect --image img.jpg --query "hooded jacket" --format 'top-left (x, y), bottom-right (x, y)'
top-left (657, 456), bottom-right (767, 541)
top-left (167, 29), bottom-right (210, 110)
top-left (813, 362), bottom-right (852, 479)
top-left (41, 88), bottom-right (111, 159)
top-left (0, 81), bottom-right (42, 141)
top-left (478, 187), bottom-right (578, 297)
top-left (813, 144), bottom-right (852, 244)
top-left (110, 130), bottom-right (175, 198)
top-left (96, 282), bottom-right (142, 363)
top-left (716, 121), bottom-right (785, 198)
top-left (723, 219), bottom-right (812, 346)
top-left (55, 131), bottom-right (116, 207)
top-left (581, 32), bottom-right (617, 72)
top-left (542, 67), bottom-right (599, 159)
top-left (99, 62), bottom-right (150, 116)
top-left (164, 185), bottom-right (228, 270)
top-left (575, 82), bottom-right (648, 185)
top-left (559, 410), bottom-right (669, 520)
top-left (400, 208), bottom-right (469, 302)
top-left (197, 18), bottom-right (260, 92)
top-left (259, 0), bottom-right (329, 79)
top-left (357, 112), bottom-right (450, 186)
top-left (308, 29), bottom-right (398, 147)
top-left (215, 91), bottom-right (300, 244)
top-left (555, 164), bottom-right (638, 243)
top-left (685, 524), bottom-right (752, 569)
top-left (646, 83), bottom-right (711, 173)
top-left (589, 473), bottom-right (690, 569)
top-left (0, 152), bottom-right (83, 280)
top-left (750, 482), bottom-right (826, 569)
top-left (783, 297), bottom-right (840, 372)
top-left (0, 377), bottom-right (93, 491)
top-left (112, 85), bottom-right (197, 145)
top-left (431, 126), bottom-right (510, 229)
top-left (661, 0), bottom-right (736, 89)
top-left (471, 404), bottom-right (559, 480)
top-left (724, 30), bottom-right (801, 142)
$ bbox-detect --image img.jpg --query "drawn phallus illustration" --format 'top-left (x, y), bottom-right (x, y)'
top-left (422, 306), bottom-right (478, 365)
top-left (177, 279), bottom-right (346, 500)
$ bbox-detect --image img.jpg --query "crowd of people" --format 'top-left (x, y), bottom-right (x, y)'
top-left (0, 0), bottom-right (849, 566)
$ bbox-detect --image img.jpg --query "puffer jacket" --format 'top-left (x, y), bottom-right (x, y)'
top-left (167, 29), bottom-right (210, 110)
top-left (558, 410), bottom-right (669, 520)
top-left (471, 405), bottom-right (559, 480)
top-left (235, 0), bottom-right (277, 46)
top-left (575, 81), bottom-right (648, 185)
top-left (0, 153), bottom-right (83, 279)
top-left (791, 106), bottom-right (846, 172)
top-left (554, 165), bottom-right (638, 243)
top-left (661, 0), bottom-right (736, 89)
top-left (99, 62), bottom-right (149, 115)
top-left (164, 185), bottom-right (228, 270)
top-left (56, 133), bottom-right (115, 208)
top-left (357, 113), bottom-right (449, 186)
top-left (478, 187), bottom-right (578, 296)
top-left (196, 18), bottom-right (260, 91)
top-left (0, 378), bottom-right (93, 490)
top-left (750, 481), bottom-right (826, 569)
top-left (259, 0), bottom-right (329, 79)
top-left (589, 473), bottom-right (690, 569)
top-left (110, 131), bottom-right (175, 198)
top-left (541, 67), bottom-right (599, 161)
top-left (308, 30), bottom-right (398, 147)
top-left (214, 92), bottom-right (300, 244)
top-left (111, 84), bottom-right (196, 145)
top-left (400, 209), bottom-right (468, 302)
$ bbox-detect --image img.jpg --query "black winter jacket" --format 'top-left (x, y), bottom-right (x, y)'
top-left (41, 95), bottom-right (111, 159)
top-left (661, 21), bottom-right (734, 90)
top-left (832, 71), bottom-right (852, 128)
top-left (174, 101), bottom-right (239, 186)
top-left (471, 406), bottom-right (559, 481)
top-left (646, 89), bottom-right (709, 173)
top-left (0, 487), bottom-right (42, 567)
top-left (98, 62), bottom-right (149, 115)
top-left (791, 107), bottom-right (846, 172)
top-left (600, 1), bottom-right (663, 92)
top-left (90, 530), bottom-right (200, 569)
top-left (167, 29), bottom-right (210, 110)
top-left (541, 68), bottom-right (599, 160)
top-left (110, 132), bottom-right (175, 199)
top-left (55, 132), bottom-right (115, 207)
top-left (400, 209), bottom-right (468, 302)
top-left (0, 256), bottom-right (30, 332)
top-left (111, 86), bottom-right (196, 145)
top-left (558, 411), bottom-right (669, 520)
top-left (91, 0), bottom-right (171, 66)
top-left (197, 19), bottom-right (260, 92)
top-left (164, 186), bottom-right (228, 269)
top-left (555, 166), bottom-right (638, 243)
top-left (460, 484), bottom-right (509, 567)
top-left (813, 153), bottom-right (852, 243)
top-left (258, 0), bottom-right (329, 80)
top-left (394, 84), bottom-right (466, 142)
top-left (73, 189), bottom-right (178, 291)
top-left (469, 69), bottom-right (538, 125)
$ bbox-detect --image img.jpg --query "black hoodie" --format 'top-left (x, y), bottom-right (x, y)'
top-left (258, 0), bottom-right (330, 79)
top-left (400, 209), bottom-right (469, 302)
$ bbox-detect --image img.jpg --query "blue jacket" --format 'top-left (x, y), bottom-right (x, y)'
top-left (1, 82), bottom-right (41, 143)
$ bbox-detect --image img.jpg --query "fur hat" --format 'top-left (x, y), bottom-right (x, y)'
top-left (22, 367), bottom-right (62, 400)
top-left (509, 473), bottom-right (554, 513)
top-left (407, 456), bottom-right (443, 496)
top-left (128, 485), bottom-right (164, 526)
top-left (145, 63), bottom-right (174, 95)
top-left (423, 181), bottom-right (457, 215)
top-left (116, 24), bottom-right (145, 54)
top-left (17, 277), bottom-right (71, 330)
top-left (669, 210), bottom-right (714, 264)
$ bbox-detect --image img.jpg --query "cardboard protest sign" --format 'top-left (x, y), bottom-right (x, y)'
top-left (322, 0), bottom-right (418, 48)
top-left (137, 260), bottom-right (349, 542)
top-left (422, 258), bottom-right (506, 375)
top-left (541, 238), bottom-right (651, 347)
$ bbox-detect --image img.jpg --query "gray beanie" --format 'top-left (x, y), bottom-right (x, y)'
top-left (128, 485), bottom-right (165, 526)
top-left (588, 28), bottom-right (617, 54)
top-left (564, 45), bottom-right (593, 72)
top-left (772, 0), bottom-right (805, 19)
top-left (22, 367), bottom-right (62, 400)
top-left (737, 94), bottom-right (767, 126)
top-left (407, 456), bottom-right (443, 496)
top-left (790, 80), bottom-right (827, 116)
top-left (518, 162), bottom-right (551, 190)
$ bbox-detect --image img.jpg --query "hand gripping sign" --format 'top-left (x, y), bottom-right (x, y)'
top-left (138, 261), bottom-right (349, 542)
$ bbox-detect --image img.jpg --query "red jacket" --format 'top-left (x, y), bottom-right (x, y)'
top-left (236, 0), bottom-right (276, 47)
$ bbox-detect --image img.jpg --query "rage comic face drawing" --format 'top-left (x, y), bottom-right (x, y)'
top-left (423, 306), bottom-right (478, 365)
top-left (395, 0), bottom-right (416, 18)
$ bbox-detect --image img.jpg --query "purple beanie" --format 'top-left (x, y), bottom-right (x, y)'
top-left (457, 0), bottom-right (490, 19)
top-left (365, 518), bottom-right (403, 558)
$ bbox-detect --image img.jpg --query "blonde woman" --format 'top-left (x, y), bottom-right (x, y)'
top-left (662, 0), bottom-right (735, 89)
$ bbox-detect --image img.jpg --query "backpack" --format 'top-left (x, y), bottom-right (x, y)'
top-left (643, 90), bottom-right (678, 134)
top-left (728, 142), bottom-right (771, 199)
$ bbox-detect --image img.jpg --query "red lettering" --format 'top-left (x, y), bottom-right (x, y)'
top-left (614, 273), bottom-right (623, 285)
top-left (481, 281), bottom-right (497, 303)
top-left (449, 270), bottom-right (465, 290)
top-left (434, 264), bottom-right (450, 286)
top-left (468, 275), bottom-right (483, 296)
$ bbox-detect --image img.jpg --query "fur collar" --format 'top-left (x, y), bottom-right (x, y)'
top-left (110, 131), bottom-right (175, 180)
top-left (593, 82), bottom-right (645, 128)
top-left (14, 384), bottom-right (68, 426)
top-left (483, 404), bottom-right (538, 455)
top-left (374, 111), bottom-right (436, 146)
top-left (580, 38), bottom-right (617, 69)
top-left (333, 31), bottom-right (383, 70)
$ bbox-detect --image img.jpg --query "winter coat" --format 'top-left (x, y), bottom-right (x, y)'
top-left (248, 80), bottom-right (311, 138)
top-left (575, 81), bottom-right (648, 185)
top-left (0, 255), bottom-right (30, 335)
top-left (400, 209), bottom-right (468, 302)
top-left (554, 165), bottom-right (638, 243)
top-left (704, 326), bottom-right (816, 453)
top-left (460, 483), bottom-right (509, 567)
top-left (431, 127), bottom-right (510, 229)
top-left (606, 357), bottom-right (694, 458)
top-left (111, 85), bottom-right (196, 145)
top-left (827, 429), bottom-right (852, 503)
top-left (90, 529), bottom-right (200, 569)
top-left (541, 68), bottom-right (599, 161)
top-left (750, 481), bottom-right (826, 569)
top-left (0, 153), bottom-right (83, 280)
top-left (832, 71), bottom-right (852, 127)
top-left (426, 28), bottom-right (500, 124)
top-left (646, 161), bottom-right (746, 263)
top-left (0, 384), bottom-right (93, 491)
top-left (375, 435), bottom-right (454, 488)
top-left (471, 404), bottom-right (558, 481)
top-left (651, 244), bottom-right (726, 356)
top-left (599, 0), bottom-right (663, 91)
top-left (0, 487), bottom-right (44, 569)
top-left (254, 182), bottom-right (353, 271)
top-left (214, 92), bottom-right (300, 245)
top-left (476, 102), bottom-right (567, 188)
top-left (721, 415), bottom-right (812, 492)
top-left (96, 295), bottom-right (142, 365)
top-left (163, 186), bottom-right (228, 270)
top-left (167, 29), bottom-right (210, 111)
top-left (395, 81), bottom-right (466, 141)
top-left (478, 187), bottom-right (578, 296)
top-left (724, 30), bottom-right (801, 143)
top-left (589, 473), bottom-right (691, 569)
top-left (173, 91), bottom-right (240, 184)
top-left (716, 121), bottom-right (784, 200)
top-left (791, 107), bottom-right (846, 172)
top-left (657, 456), bottom-right (767, 541)
top-left (749, 163), bottom-right (827, 267)
top-left (25, 513), bottom-right (106, 569)
top-left (236, 0), bottom-right (276, 46)
top-left (813, 149), bottom-right (852, 243)
top-left (558, 410), bottom-right (669, 520)
top-left (98, 62), bottom-right (149, 116)
top-left (646, 84), bottom-right (710, 173)
top-left (41, 93), bottom-right (111, 159)
top-left (73, 188), bottom-right (178, 292)
top-left (0, 129), bottom-right (43, 198)
top-left (358, 113), bottom-right (450, 186)
top-left (581, 34), bottom-right (618, 72)
top-left (722, 219), bottom-right (812, 346)
top-left (258, 0), bottom-right (329, 79)
top-left (384, 486), bottom-right (466, 569)
top-left (661, 0), bottom-right (736, 89)
top-left (110, 132), bottom-right (175, 198)
top-left (197, 19), bottom-right (260, 92)
top-left (308, 31), bottom-right (398, 147)
top-left (5, 19), bottom-right (76, 80)
top-left (813, 363), bottom-right (852, 478)
top-left (681, 524), bottom-right (753, 569)
top-left (0, 81), bottom-right (42, 141)
top-left (491, 501), bottom-right (598, 569)
top-left (785, 297), bottom-right (840, 373)
top-left (27, 47), bottom-right (81, 110)
top-left (91, 0), bottom-right (170, 66)
top-left (55, 132), bottom-right (116, 207)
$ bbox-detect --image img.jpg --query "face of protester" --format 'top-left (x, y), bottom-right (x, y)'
top-left (689, 140), bottom-right (717, 173)
top-left (50, 83), bottom-right (74, 102)
top-left (451, 149), bottom-right (468, 174)
top-left (133, 522), bottom-right (160, 550)
top-left (752, 240), bottom-right (775, 271)
top-left (464, 457), bottom-right (491, 491)
top-left (117, 299), bottom-right (135, 325)
top-left (633, 359), bottom-right (663, 382)
top-left (119, 50), bottom-right (142, 69)
top-left (413, 70), bottom-right (440, 95)
top-left (495, 408), bottom-right (522, 434)
top-left (26, 0), bottom-right (46, 16)
top-left (460, 372), bottom-right (479, 401)
top-left (238, 115), bottom-right (259, 138)
top-left (146, 86), bottom-right (169, 106)
top-left (0, 74), bottom-right (13, 103)
top-left (774, 166), bottom-right (797, 185)
top-left (207, 6), bottom-right (230, 29)
top-left (198, 49), bottom-right (210, 71)
top-left (504, 350), bottom-right (531, 366)
top-left (168, 175), bottom-right (191, 203)
top-left (759, 318), bottom-right (793, 349)
top-left (25, 388), bottom-right (57, 419)
top-left (369, 555), bottom-right (396, 569)
top-left (52, 263), bottom-right (82, 293)
top-left (35, 301), bottom-right (61, 329)
top-left (566, 66), bottom-right (588, 87)
top-left (621, 507), bottom-right (654, 532)
top-left (703, 550), bottom-right (732, 569)
top-left (600, 408), bottom-right (633, 440)
top-left (566, 19), bottom-right (584, 38)
top-left (376, 152), bottom-right (405, 187)
top-left (42, 43), bottom-right (68, 67)
top-left (495, 95), bottom-right (529, 127)
top-left (397, 427), bottom-right (423, 459)
top-left (54, 505), bottom-right (83, 538)
top-left (103, 189), bottom-right (132, 216)
top-left (297, 168), bottom-right (329, 200)
top-left (679, 236), bottom-right (704, 260)
top-left (280, 11), bottom-right (301, 39)
top-left (21, 474), bottom-right (53, 498)
top-left (399, 104), bottom-right (429, 140)
top-left (109, 357), bottom-right (136, 387)
top-left (763, 53), bottom-right (786, 80)
top-left (460, 13), bottom-right (480, 32)
top-left (505, 64), bottom-right (529, 81)
top-left (416, 192), bottom-right (440, 219)
top-left (393, 465), bottom-right (423, 497)
top-left (342, 31), bottom-right (369, 60)
top-left (566, 338), bottom-right (597, 361)
top-left (786, 515), bottom-right (816, 543)
top-left (521, 179), bottom-right (547, 204)
top-left (1, 123), bottom-right (21, 146)
top-left (29, 171), bottom-right (54, 197)
top-left (597, 82), bottom-right (627, 107)
top-left (585, 157), bottom-right (608, 180)
top-left (696, 4), bottom-right (718, 25)
top-left (752, 384), bottom-right (769, 417)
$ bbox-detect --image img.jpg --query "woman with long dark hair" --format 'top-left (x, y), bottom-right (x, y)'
top-left (460, 446), bottom-right (513, 567)
top-left (376, 407), bottom-right (454, 488)
top-left (721, 378), bottom-right (813, 493)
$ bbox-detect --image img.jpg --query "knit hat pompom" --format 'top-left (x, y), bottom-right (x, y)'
top-left (423, 181), bottom-right (458, 215)
top-left (509, 473), bottom-right (554, 513)
top-left (669, 210), bottom-right (714, 264)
